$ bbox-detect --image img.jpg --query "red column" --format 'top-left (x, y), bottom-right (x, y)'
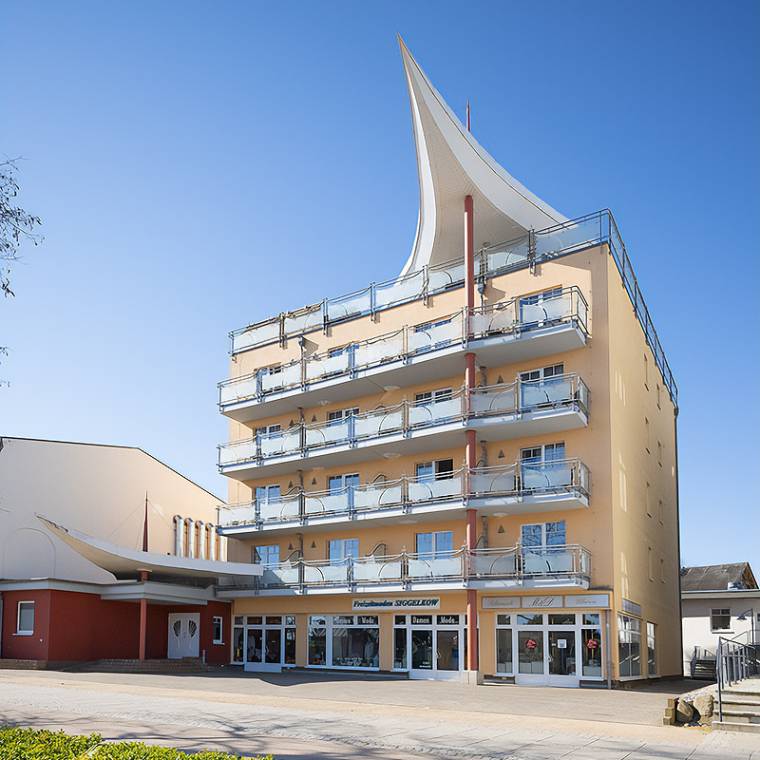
top-left (464, 193), bottom-right (478, 673)
top-left (138, 570), bottom-right (149, 660)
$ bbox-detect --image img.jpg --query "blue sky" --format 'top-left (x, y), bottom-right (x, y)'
top-left (2, 1), bottom-right (758, 570)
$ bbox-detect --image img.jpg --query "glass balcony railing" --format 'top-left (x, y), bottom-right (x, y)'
top-left (230, 544), bottom-right (591, 592)
top-left (217, 459), bottom-right (590, 529)
top-left (219, 287), bottom-right (588, 408)
top-left (228, 209), bottom-right (676, 406)
top-left (218, 374), bottom-right (589, 470)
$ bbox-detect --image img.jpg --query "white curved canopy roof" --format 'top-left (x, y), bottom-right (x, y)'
top-left (399, 38), bottom-right (566, 275)
top-left (37, 515), bottom-right (262, 582)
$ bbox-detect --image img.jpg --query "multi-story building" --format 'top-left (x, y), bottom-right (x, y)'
top-left (215, 41), bottom-right (681, 687)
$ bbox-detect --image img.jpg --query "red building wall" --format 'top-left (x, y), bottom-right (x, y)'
top-left (1, 588), bottom-right (231, 664)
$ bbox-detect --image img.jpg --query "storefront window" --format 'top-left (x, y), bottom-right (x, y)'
top-left (517, 613), bottom-right (543, 626)
top-left (581, 628), bottom-right (602, 676)
top-left (284, 619), bottom-right (297, 665)
top-left (618, 614), bottom-right (641, 677)
top-left (412, 629), bottom-right (433, 669)
top-left (496, 630), bottom-right (513, 674)
top-left (647, 622), bottom-right (656, 676)
top-left (394, 627), bottom-right (407, 669)
top-left (436, 630), bottom-right (460, 671)
top-left (308, 616), bottom-right (327, 666)
top-left (518, 630), bottom-right (544, 673)
top-left (232, 617), bottom-right (244, 664)
top-left (331, 615), bottom-right (379, 668)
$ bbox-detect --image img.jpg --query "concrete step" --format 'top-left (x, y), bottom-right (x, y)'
top-left (712, 719), bottom-right (760, 734)
top-left (720, 707), bottom-right (760, 724)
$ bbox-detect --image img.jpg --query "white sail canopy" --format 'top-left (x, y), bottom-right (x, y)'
top-left (399, 38), bottom-right (566, 275)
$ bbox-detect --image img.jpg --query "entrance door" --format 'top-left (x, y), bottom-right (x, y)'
top-left (167, 613), bottom-right (200, 659)
top-left (403, 614), bottom-right (465, 681)
top-left (548, 629), bottom-right (578, 687)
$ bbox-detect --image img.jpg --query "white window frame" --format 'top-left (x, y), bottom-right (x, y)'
top-left (415, 530), bottom-right (453, 558)
top-left (16, 600), bottom-right (35, 636)
top-left (415, 458), bottom-right (454, 481)
top-left (212, 616), bottom-right (224, 644)
top-left (253, 544), bottom-right (280, 567)
top-left (710, 608), bottom-right (732, 633)
top-left (255, 484), bottom-right (281, 504)
top-left (520, 363), bottom-right (564, 383)
top-left (646, 621), bottom-right (656, 676)
top-left (520, 520), bottom-right (567, 548)
top-left (328, 537), bottom-right (359, 564)
top-left (520, 442), bottom-right (566, 463)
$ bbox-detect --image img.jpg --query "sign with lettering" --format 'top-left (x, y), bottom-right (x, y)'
top-left (564, 594), bottom-right (610, 609)
top-left (622, 598), bottom-right (642, 616)
top-left (482, 597), bottom-right (520, 609)
top-left (352, 598), bottom-right (440, 611)
top-left (521, 595), bottom-right (564, 609)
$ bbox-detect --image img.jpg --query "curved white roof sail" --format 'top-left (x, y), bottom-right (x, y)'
top-left (36, 515), bottom-right (262, 583)
top-left (398, 38), bottom-right (567, 276)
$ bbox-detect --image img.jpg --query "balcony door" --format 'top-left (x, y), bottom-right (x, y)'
top-left (395, 613), bottom-right (465, 681)
top-left (328, 473), bottom-right (360, 511)
top-left (520, 443), bottom-right (567, 490)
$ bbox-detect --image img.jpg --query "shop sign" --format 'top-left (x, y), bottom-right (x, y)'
top-left (352, 598), bottom-right (441, 611)
top-left (482, 597), bottom-right (520, 609)
top-left (564, 594), bottom-right (610, 609)
top-left (437, 615), bottom-right (459, 625)
top-left (622, 598), bottom-right (642, 616)
top-left (521, 595), bottom-right (564, 608)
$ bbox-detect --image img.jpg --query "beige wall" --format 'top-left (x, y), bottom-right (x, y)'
top-left (0, 437), bottom-right (224, 583)
top-left (605, 254), bottom-right (681, 678)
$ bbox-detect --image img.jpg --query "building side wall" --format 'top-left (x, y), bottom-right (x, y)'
top-left (0, 438), bottom-right (224, 584)
top-left (0, 589), bottom-right (52, 660)
top-left (606, 255), bottom-right (681, 679)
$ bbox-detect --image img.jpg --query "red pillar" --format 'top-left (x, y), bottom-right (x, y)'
top-left (138, 569), bottom-right (149, 660)
top-left (464, 194), bottom-right (478, 674)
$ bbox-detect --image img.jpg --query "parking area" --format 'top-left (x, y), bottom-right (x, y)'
top-left (0, 669), bottom-right (757, 759)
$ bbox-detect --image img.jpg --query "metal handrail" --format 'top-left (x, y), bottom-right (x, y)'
top-left (716, 627), bottom-right (760, 720)
top-left (245, 544), bottom-right (591, 591)
top-left (218, 461), bottom-right (590, 531)
top-left (218, 375), bottom-right (589, 468)
top-left (227, 209), bottom-right (676, 405)
top-left (219, 286), bottom-right (589, 407)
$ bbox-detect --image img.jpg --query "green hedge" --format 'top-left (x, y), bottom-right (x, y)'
top-left (0, 728), bottom-right (273, 760)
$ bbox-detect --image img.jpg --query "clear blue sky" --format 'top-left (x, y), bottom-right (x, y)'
top-left (2, 1), bottom-right (758, 570)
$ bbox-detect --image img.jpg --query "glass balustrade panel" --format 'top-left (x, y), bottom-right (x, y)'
top-left (469, 468), bottom-right (517, 496)
top-left (219, 439), bottom-right (257, 466)
top-left (470, 387), bottom-right (516, 416)
top-left (260, 429), bottom-right (300, 458)
top-left (520, 377), bottom-right (572, 409)
top-left (353, 332), bottom-right (404, 368)
top-left (327, 290), bottom-right (371, 322)
top-left (353, 482), bottom-right (403, 510)
top-left (374, 270), bottom-right (424, 309)
top-left (304, 491), bottom-right (349, 516)
top-left (221, 376), bottom-right (258, 404)
top-left (305, 351), bottom-right (350, 382)
top-left (353, 408), bottom-right (403, 439)
top-left (407, 474), bottom-right (463, 503)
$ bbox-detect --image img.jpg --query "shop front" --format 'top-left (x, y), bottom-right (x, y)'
top-left (482, 593), bottom-right (610, 687)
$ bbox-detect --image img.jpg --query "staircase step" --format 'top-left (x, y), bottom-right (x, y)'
top-left (712, 720), bottom-right (760, 734)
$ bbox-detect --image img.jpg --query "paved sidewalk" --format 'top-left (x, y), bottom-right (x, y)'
top-left (0, 670), bottom-right (758, 759)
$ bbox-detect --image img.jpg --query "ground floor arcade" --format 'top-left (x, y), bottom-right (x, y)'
top-left (223, 589), bottom-right (659, 687)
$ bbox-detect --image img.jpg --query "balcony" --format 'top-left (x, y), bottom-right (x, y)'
top-left (216, 544), bottom-right (591, 597)
top-left (218, 374), bottom-right (590, 479)
top-left (219, 287), bottom-right (589, 423)
top-left (217, 459), bottom-right (590, 536)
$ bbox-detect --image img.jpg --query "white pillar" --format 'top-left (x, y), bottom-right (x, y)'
top-left (208, 525), bottom-right (216, 561)
top-left (198, 521), bottom-right (206, 559)
top-left (173, 516), bottom-right (183, 556)
top-left (187, 518), bottom-right (196, 559)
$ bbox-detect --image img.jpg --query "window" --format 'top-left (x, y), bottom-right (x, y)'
top-left (582, 613), bottom-right (603, 677)
top-left (328, 473), bottom-right (360, 492)
top-left (710, 609), bottom-right (731, 632)
top-left (647, 622), bottom-right (656, 676)
top-left (519, 288), bottom-right (563, 325)
top-left (255, 485), bottom-right (281, 504)
top-left (327, 408), bottom-right (359, 425)
top-left (413, 317), bottom-right (454, 352)
top-left (253, 544), bottom-right (280, 567)
top-left (16, 601), bottom-right (34, 635)
top-left (521, 521), bottom-right (566, 548)
top-left (331, 615), bottom-right (379, 668)
top-left (415, 388), bottom-right (453, 404)
top-left (212, 616), bottom-right (224, 644)
top-left (415, 530), bottom-right (453, 559)
top-left (520, 363), bottom-right (564, 382)
top-left (328, 538), bottom-right (359, 564)
top-left (415, 459), bottom-right (454, 481)
top-left (256, 424), bottom-right (281, 436)
top-left (618, 614), bottom-right (641, 677)
top-left (520, 442), bottom-right (565, 463)
top-left (232, 615), bottom-right (244, 663)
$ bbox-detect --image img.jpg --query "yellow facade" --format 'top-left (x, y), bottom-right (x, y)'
top-left (217, 238), bottom-right (680, 686)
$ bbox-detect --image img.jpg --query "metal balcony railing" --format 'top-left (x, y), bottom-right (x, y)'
top-left (219, 287), bottom-right (589, 408)
top-left (228, 209), bottom-right (676, 405)
top-left (218, 374), bottom-right (590, 469)
top-left (217, 459), bottom-right (590, 529)
top-left (233, 544), bottom-right (591, 592)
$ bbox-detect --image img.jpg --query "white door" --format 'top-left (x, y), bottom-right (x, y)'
top-left (167, 613), bottom-right (200, 659)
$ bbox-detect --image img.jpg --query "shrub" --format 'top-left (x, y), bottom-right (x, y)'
top-left (0, 727), bottom-right (273, 760)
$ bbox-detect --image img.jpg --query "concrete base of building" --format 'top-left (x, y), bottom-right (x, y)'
top-left (462, 669), bottom-right (484, 685)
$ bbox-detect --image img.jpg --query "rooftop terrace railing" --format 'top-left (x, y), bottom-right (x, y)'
top-left (220, 287), bottom-right (589, 408)
top-left (218, 374), bottom-right (589, 470)
top-left (229, 209), bottom-right (676, 405)
top-left (230, 544), bottom-right (591, 592)
top-left (217, 458), bottom-right (590, 529)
